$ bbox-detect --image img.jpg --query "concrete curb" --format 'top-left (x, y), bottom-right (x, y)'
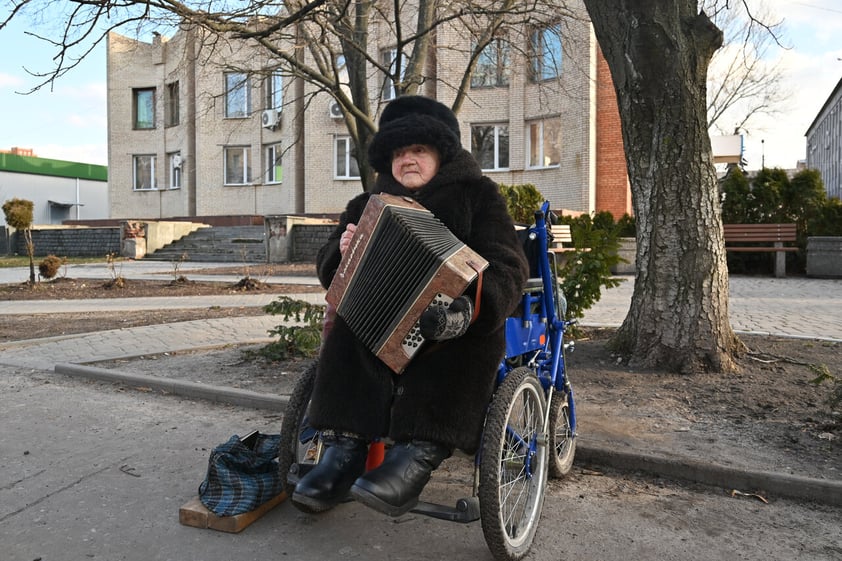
top-left (52, 362), bottom-right (842, 508)
top-left (54, 363), bottom-right (288, 411)
top-left (575, 442), bottom-right (842, 508)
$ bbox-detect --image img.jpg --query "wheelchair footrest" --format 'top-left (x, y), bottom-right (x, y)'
top-left (288, 464), bottom-right (480, 522)
top-left (410, 497), bottom-right (480, 523)
top-left (286, 462), bottom-right (313, 487)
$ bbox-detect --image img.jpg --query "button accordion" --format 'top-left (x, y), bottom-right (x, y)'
top-left (326, 193), bottom-right (488, 373)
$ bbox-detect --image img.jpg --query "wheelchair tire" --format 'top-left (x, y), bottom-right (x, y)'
top-left (277, 360), bottom-right (323, 510)
top-left (479, 367), bottom-right (548, 561)
top-left (548, 391), bottom-right (576, 478)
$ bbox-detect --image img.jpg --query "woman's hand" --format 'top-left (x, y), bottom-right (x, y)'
top-left (339, 223), bottom-right (357, 255)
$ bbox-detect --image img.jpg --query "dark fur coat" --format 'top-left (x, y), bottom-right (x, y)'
top-left (310, 149), bottom-right (528, 453)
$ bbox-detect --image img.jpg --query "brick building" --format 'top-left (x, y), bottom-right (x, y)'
top-left (106, 2), bottom-right (631, 221)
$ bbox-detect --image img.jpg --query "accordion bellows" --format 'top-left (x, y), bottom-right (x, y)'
top-left (326, 194), bottom-right (488, 373)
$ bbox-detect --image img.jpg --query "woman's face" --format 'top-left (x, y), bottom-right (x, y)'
top-left (391, 144), bottom-right (440, 190)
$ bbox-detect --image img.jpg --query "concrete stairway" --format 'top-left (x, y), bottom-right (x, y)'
top-left (145, 226), bottom-right (267, 262)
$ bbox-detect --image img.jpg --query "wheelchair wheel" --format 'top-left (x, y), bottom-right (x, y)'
top-left (479, 367), bottom-right (548, 561)
top-left (277, 360), bottom-right (322, 503)
top-left (548, 390), bottom-right (576, 478)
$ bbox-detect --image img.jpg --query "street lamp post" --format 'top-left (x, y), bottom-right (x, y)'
top-left (761, 139), bottom-right (765, 169)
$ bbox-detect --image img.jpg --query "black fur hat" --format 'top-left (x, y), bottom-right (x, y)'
top-left (368, 96), bottom-right (462, 174)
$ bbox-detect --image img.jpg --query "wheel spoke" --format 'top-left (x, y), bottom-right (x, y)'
top-left (480, 367), bottom-right (548, 560)
top-left (498, 384), bottom-right (543, 540)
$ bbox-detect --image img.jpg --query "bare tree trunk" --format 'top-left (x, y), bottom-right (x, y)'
top-left (25, 228), bottom-right (35, 285)
top-left (583, 0), bottom-right (742, 373)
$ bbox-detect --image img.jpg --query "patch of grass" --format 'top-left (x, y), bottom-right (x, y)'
top-left (0, 256), bottom-right (104, 268)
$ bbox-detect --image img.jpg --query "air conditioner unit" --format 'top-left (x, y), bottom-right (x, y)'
top-left (172, 154), bottom-right (182, 168)
top-left (262, 108), bottom-right (281, 130)
top-left (328, 101), bottom-right (344, 120)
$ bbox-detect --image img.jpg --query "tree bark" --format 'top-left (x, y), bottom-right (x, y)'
top-left (582, 0), bottom-right (742, 373)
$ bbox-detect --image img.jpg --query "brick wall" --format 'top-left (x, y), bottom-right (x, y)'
top-left (289, 224), bottom-right (334, 263)
top-left (14, 228), bottom-right (121, 257)
top-left (0, 226), bottom-right (10, 255)
top-left (10, 223), bottom-right (331, 262)
top-left (107, 5), bottom-right (604, 219)
top-left (595, 48), bottom-right (632, 219)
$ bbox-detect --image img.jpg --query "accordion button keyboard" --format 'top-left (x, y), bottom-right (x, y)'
top-left (401, 294), bottom-right (455, 357)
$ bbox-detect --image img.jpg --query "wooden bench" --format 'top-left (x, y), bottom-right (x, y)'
top-left (549, 224), bottom-right (575, 252)
top-left (723, 223), bottom-right (798, 278)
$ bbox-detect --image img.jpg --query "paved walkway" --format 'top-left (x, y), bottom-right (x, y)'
top-left (2, 263), bottom-right (841, 368)
top-left (3, 262), bottom-right (841, 367)
top-left (2, 262), bottom-right (841, 508)
top-left (581, 275), bottom-right (842, 342)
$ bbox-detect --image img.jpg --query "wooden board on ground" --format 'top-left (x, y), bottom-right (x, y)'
top-left (179, 493), bottom-right (287, 533)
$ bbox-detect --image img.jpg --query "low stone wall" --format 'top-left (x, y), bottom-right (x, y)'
top-left (0, 226), bottom-right (10, 255)
top-left (290, 224), bottom-right (334, 262)
top-left (612, 237), bottom-right (636, 275)
top-left (13, 226), bottom-right (121, 257)
top-left (266, 215), bottom-right (336, 263)
top-left (7, 220), bottom-right (334, 262)
top-left (806, 237), bottom-right (842, 278)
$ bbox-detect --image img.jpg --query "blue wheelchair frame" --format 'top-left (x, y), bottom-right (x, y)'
top-left (411, 201), bottom-right (578, 524)
top-left (499, 201), bottom-right (577, 433)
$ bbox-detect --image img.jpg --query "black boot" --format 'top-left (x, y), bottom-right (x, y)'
top-left (350, 440), bottom-right (451, 517)
top-left (292, 434), bottom-right (368, 513)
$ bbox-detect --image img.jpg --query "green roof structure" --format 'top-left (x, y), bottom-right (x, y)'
top-left (0, 153), bottom-right (107, 182)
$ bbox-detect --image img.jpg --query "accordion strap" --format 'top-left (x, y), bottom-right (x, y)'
top-left (468, 260), bottom-right (484, 323)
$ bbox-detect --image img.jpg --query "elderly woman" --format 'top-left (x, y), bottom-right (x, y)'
top-left (293, 96), bottom-right (528, 517)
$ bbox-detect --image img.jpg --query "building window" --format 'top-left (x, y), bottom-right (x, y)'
top-left (224, 146), bottom-right (252, 185)
top-left (471, 124), bottom-right (509, 171)
top-left (527, 119), bottom-right (561, 168)
top-left (133, 155), bottom-right (156, 190)
top-left (334, 136), bottom-right (360, 179)
top-left (265, 71), bottom-right (283, 110)
top-left (168, 152), bottom-right (182, 189)
top-left (381, 48), bottom-right (406, 101)
top-left (225, 72), bottom-right (251, 118)
top-left (265, 144), bottom-right (283, 184)
top-left (530, 24), bottom-right (562, 82)
top-left (165, 81), bottom-right (179, 127)
top-left (133, 88), bottom-right (155, 129)
top-left (471, 39), bottom-right (510, 88)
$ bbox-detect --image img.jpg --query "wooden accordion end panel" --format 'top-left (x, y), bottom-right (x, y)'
top-left (326, 194), bottom-right (488, 373)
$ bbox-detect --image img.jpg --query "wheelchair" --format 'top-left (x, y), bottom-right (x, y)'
top-left (278, 202), bottom-right (577, 561)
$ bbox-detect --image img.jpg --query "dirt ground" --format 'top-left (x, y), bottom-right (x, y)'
top-left (1, 266), bottom-right (840, 483)
top-left (0, 263), bottom-right (322, 341)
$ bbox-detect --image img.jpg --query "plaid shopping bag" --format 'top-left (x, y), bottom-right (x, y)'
top-left (198, 432), bottom-right (283, 516)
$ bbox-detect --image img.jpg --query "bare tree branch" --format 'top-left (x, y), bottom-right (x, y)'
top-left (702, 0), bottom-right (791, 133)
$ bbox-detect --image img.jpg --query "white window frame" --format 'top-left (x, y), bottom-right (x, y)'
top-left (265, 71), bottom-right (283, 110)
top-left (527, 119), bottom-right (561, 169)
top-left (224, 146), bottom-right (252, 185)
top-left (530, 23), bottom-right (562, 82)
top-left (265, 143), bottom-right (283, 184)
top-left (133, 154), bottom-right (157, 190)
top-left (334, 136), bottom-right (360, 180)
top-left (471, 124), bottom-right (509, 171)
top-left (168, 152), bottom-right (182, 189)
top-left (225, 72), bottom-right (251, 118)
